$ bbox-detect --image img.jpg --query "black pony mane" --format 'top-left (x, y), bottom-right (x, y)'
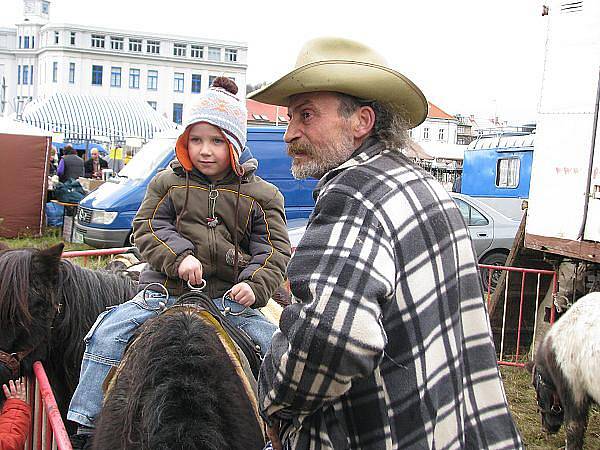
top-left (0, 245), bottom-right (137, 396)
top-left (93, 308), bottom-right (264, 450)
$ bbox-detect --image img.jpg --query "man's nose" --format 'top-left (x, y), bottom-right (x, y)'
top-left (284, 121), bottom-right (300, 144)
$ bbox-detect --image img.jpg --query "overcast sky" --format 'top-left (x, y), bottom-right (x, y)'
top-left (4, 0), bottom-right (547, 122)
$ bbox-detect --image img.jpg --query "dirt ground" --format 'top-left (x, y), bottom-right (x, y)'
top-left (501, 366), bottom-right (600, 449)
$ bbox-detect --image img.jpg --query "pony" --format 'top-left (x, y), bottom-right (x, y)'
top-left (528, 291), bottom-right (600, 450)
top-left (0, 243), bottom-right (137, 429)
top-left (92, 299), bottom-right (265, 450)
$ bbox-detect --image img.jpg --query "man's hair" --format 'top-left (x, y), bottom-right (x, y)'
top-left (336, 94), bottom-right (410, 150)
top-left (63, 144), bottom-right (75, 155)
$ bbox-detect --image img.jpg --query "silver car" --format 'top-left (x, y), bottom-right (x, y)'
top-left (287, 193), bottom-right (519, 291)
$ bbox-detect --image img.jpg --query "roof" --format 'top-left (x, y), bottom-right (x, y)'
top-left (427, 102), bottom-right (455, 120)
top-left (247, 99), bottom-right (288, 125)
top-left (0, 117), bottom-right (52, 137)
top-left (21, 93), bottom-right (176, 142)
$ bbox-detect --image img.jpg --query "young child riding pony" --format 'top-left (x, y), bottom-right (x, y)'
top-left (68, 77), bottom-right (291, 447)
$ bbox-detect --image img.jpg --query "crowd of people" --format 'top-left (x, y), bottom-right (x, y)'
top-left (3, 36), bottom-right (524, 450)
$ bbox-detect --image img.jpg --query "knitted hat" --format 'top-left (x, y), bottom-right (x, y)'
top-left (175, 77), bottom-right (247, 174)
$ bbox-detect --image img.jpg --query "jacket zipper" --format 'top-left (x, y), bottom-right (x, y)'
top-left (207, 184), bottom-right (218, 298)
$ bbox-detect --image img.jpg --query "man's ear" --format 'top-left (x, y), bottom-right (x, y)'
top-left (352, 106), bottom-right (376, 141)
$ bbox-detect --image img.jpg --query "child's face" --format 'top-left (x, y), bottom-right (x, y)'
top-left (187, 122), bottom-right (231, 181)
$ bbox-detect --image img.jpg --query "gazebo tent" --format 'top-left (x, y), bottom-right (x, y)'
top-left (20, 93), bottom-right (175, 143)
top-left (0, 117), bottom-right (52, 238)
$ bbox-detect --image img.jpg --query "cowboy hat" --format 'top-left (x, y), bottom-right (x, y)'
top-left (248, 37), bottom-right (428, 128)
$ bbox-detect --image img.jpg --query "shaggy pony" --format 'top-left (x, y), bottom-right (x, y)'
top-left (93, 307), bottom-right (265, 450)
top-left (528, 291), bottom-right (600, 450)
top-left (0, 243), bottom-right (136, 428)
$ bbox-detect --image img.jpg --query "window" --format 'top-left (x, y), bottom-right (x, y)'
top-left (191, 45), bottom-right (203, 58)
top-left (147, 40), bottom-right (160, 54)
top-left (173, 103), bottom-right (183, 125)
top-left (31, 36), bottom-right (34, 48)
top-left (496, 158), bottom-right (520, 188)
top-left (91, 65), bottom-right (103, 85)
top-left (129, 68), bottom-right (140, 89)
top-left (42, 1), bottom-right (49, 14)
top-left (454, 199), bottom-right (489, 226)
top-left (147, 101), bottom-right (157, 110)
top-left (52, 61), bottom-right (57, 82)
top-left (423, 127), bottom-right (430, 140)
top-left (209, 75), bottom-right (217, 87)
top-left (69, 62), bottom-right (75, 83)
top-left (17, 65), bottom-right (21, 84)
top-left (111, 67), bottom-right (121, 87)
top-left (54, 31), bottom-right (59, 44)
top-left (23, 36), bottom-right (30, 49)
top-left (173, 43), bottom-right (186, 57)
top-left (22, 65), bottom-right (29, 85)
top-left (225, 49), bottom-right (237, 62)
top-left (18, 36), bottom-right (21, 49)
top-left (110, 36), bottom-right (123, 50)
top-left (70, 31), bottom-right (76, 45)
top-left (408, 129), bottom-right (413, 137)
top-left (147, 70), bottom-right (158, 90)
top-left (129, 38), bottom-right (142, 52)
top-left (91, 34), bottom-right (105, 48)
top-left (438, 128), bottom-right (445, 141)
top-left (207, 47), bottom-right (221, 61)
top-left (29, 65), bottom-right (33, 84)
top-left (174, 72), bottom-right (184, 92)
top-left (191, 74), bottom-right (201, 93)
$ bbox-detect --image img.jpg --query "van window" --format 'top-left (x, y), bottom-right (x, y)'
top-left (119, 138), bottom-right (176, 181)
top-left (496, 158), bottom-right (520, 188)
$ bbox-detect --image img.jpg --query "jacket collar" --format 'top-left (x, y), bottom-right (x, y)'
top-left (170, 154), bottom-right (258, 186)
top-left (313, 137), bottom-right (385, 200)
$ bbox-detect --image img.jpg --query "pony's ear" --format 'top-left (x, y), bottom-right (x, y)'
top-left (525, 361), bottom-right (534, 374)
top-left (35, 243), bottom-right (64, 284)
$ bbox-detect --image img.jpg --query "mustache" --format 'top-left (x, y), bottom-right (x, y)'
top-left (287, 142), bottom-right (315, 157)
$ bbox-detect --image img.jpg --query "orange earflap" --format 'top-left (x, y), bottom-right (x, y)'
top-left (175, 127), bottom-right (193, 172)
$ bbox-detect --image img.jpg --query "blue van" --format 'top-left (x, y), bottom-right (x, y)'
top-left (461, 133), bottom-right (534, 220)
top-left (74, 126), bottom-right (316, 248)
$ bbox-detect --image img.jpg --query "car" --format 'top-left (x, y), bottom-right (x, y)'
top-left (285, 193), bottom-right (519, 292)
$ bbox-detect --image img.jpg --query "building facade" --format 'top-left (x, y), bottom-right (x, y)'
top-left (0, 0), bottom-right (247, 124)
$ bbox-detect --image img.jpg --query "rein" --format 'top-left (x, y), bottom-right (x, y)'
top-left (0, 301), bottom-right (63, 379)
top-left (533, 366), bottom-right (563, 415)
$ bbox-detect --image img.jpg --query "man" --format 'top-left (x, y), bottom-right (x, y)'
top-left (84, 147), bottom-right (108, 179)
top-left (57, 144), bottom-right (84, 182)
top-left (249, 37), bottom-right (523, 449)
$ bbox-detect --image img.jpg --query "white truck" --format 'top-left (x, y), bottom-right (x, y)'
top-left (524, 0), bottom-right (600, 302)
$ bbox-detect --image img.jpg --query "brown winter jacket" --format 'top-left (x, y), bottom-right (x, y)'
top-left (132, 157), bottom-right (291, 307)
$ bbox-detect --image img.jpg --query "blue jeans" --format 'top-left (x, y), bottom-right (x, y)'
top-left (67, 290), bottom-right (277, 427)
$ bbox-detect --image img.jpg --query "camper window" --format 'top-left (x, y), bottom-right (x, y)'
top-left (496, 158), bottom-right (520, 188)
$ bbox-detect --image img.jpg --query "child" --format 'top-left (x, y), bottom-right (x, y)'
top-left (68, 77), bottom-right (291, 445)
top-left (1, 378), bottom-right (31, 450)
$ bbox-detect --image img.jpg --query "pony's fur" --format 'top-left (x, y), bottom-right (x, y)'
top-left (0, 244), bottom-right (136, 425)
top-left (528, 291), bottom-right (600, 450)
top-left (93, 308), bottom-right (264, 450)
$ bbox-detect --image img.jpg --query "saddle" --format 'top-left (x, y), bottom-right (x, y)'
top-left (176, 291), bottom-right (263, 379)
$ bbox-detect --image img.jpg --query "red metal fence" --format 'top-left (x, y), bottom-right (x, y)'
top-left (27, 248), bottom-right (558, 446)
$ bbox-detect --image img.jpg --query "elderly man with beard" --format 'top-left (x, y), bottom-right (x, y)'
top-left (249, 37), bottom-right (523, 450)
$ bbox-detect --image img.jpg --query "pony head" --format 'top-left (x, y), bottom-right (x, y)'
top-left (527, 359), bottom-right (564, 433)
top-left (0, 244), bottom-right (64, 392)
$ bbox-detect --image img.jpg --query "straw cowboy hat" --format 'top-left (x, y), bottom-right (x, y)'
top-left (248, 37), bottom-right (428, 128)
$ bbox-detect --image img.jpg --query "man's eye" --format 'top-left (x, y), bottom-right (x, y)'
top-left (301, 111), bottom-right (312, 121)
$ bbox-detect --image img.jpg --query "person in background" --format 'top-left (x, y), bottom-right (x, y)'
top-left (57, 144), bottom-right (84, 182)
top-left (48, 145), bottom-right (58, 176)
top-left (84, 148), bottom-right (108, 179)
top-left (0, 378), bottom-right (31, 450)
top-left (251, 37), bottom-right (523, 449)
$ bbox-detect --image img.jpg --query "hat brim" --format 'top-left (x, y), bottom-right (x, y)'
top-left (248, 60), bottom-right (428, 128)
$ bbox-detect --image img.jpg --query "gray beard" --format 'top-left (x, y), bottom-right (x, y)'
top-left (289, 136), bottom-right (355, 180)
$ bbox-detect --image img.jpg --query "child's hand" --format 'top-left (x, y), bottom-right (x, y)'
top-left (230, 282), bottom-right (255, 307)
top-left (2, 378), bottom-right (27, 402)
top-left (178, 255), bottom-right (203, 286)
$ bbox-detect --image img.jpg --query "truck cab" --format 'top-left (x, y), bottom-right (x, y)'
top-left (75, 126), bottom-right (316, 248)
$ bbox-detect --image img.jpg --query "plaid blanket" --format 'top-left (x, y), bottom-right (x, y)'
top-left (259, 138), bottom-right (523, 449)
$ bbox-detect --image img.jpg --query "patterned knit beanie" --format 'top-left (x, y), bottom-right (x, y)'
top-left (175, 77), bottom-right (247, 174)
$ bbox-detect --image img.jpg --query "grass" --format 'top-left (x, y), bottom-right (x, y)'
top-left (501, 366), bottom-right (600, 449)
top-left (0, 227), bottom-right (114, 269)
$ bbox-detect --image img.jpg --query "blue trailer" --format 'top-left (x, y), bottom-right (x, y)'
top-left (74, 126), bottom-right (317, 248)
top-left (460, 133), bottom-right (534, 220)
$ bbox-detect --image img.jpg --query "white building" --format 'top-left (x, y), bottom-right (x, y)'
top-left (0, 0), bottom-right (247, 125)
